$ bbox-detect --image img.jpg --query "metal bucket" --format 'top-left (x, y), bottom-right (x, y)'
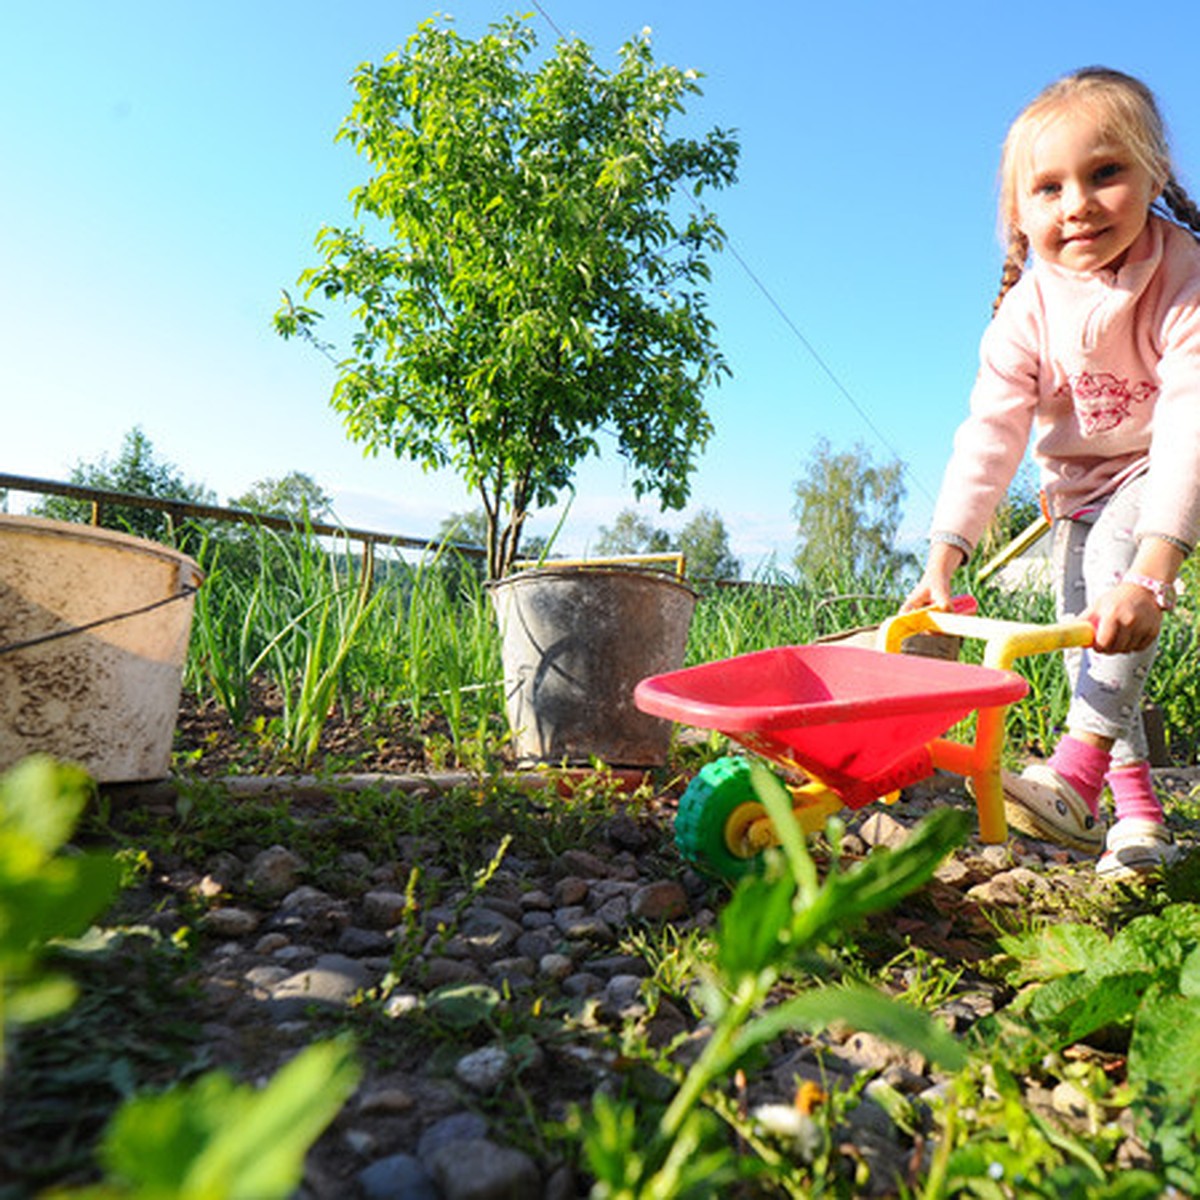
top-left (0, 515), bottom-right (202, 782)
top-left (488, 566), bottom-right (697, 767)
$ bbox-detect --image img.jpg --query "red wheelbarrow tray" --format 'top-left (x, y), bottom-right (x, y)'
top-left (634, 644), bottom-right (1028, 810)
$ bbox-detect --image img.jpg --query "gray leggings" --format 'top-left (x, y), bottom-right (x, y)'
top-left (1050, 473), bottom-right (1155, 766)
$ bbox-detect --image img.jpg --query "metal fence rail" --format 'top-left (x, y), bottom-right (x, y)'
top-left (0, 471), bottom-right (486, 574)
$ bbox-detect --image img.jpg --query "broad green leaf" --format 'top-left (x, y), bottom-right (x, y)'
top-left (729, 982), bottom-right (967, 1072)
top-left (1026, 969), bottom-right (1149, 1043)
top-left (0, 755), bottom-right (92, 871)
top-left (101, 1040), bottom-right (360, 1199)
top-left (1179, 944), bottom-right (1200, 998)
top-left (714, 870), bottom-right (795, 983)
top-left (791, 808), bottom-right (968, 947)
top-left (1128, 987), bottom-right (1200, 1098)
top-left (5, 974), bottom-right (78, 1024)
top-left (999, 923), bottom-right (1110, 985)
top-left (750, 762), bottom-right (816, 900)
top-left (424, 982), bottom-right (501, 1029)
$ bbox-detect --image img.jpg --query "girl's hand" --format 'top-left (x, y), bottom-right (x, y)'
top-left (900, 542), bottom-right (964, 613)
top-left (1085, 582), bottom-right (1164, 654)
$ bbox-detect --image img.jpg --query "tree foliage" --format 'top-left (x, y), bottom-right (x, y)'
top-left (32, 427), bottom-right (214, 545)
top-left (791, 438), bottom-right (908, 589)
top-left (594, 508), bottom-right (673, 557)
top-left (230, 472), bottom-right (333, 523)
top-left (595, 505), bottom-right (740, 580)
top-left (276, 15), bottom-right (738, 579)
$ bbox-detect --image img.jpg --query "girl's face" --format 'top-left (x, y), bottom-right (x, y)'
top-left (1017, 109), bottom-right (1161, 273)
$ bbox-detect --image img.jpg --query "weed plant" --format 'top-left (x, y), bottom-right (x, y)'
top-left (182, 529), bottom-right (1199, 773)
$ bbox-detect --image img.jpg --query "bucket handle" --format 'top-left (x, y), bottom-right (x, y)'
top-left (0, 582), bottom-right (201, 658)
top-left (510, 553), bottom-right (687, 580)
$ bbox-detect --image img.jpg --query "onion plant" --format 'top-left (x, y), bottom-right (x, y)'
top-left (183, 531), bottom-right (1197, 771)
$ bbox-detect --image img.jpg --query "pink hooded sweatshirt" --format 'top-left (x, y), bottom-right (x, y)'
top-left (930, 214), bottom-right (1200, 555)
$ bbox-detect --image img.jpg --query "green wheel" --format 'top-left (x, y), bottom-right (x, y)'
top-left (675, 756), bottom-right (773, 879)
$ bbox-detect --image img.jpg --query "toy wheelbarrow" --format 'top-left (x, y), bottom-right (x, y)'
top-left (633, 603), bottom-right (1094, 877)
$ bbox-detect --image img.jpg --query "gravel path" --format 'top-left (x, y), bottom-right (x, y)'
top-left (42, 765), bottom-right (1200, 1198)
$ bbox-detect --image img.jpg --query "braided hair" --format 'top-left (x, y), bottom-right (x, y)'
top-left (992, 67), bottom-right (1198, 316)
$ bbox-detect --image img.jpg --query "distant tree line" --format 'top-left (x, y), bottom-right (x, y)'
top-left (22, 426), bottom-right (1042, 596)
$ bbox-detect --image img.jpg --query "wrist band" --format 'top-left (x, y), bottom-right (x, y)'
top-left (1136, 532), bottom-right (1193, 557)
top-left (1121, 572), bottom-right (1178, 611)
top-left (930, 531), bottom-right (973, 560)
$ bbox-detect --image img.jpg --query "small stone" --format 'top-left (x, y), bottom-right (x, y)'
top-left (246, 845), bottom-right (306, 900)
top-left (488, 957), bottom-right (535, 990)
top-left (337, 926), bottom-right (392, 956)
top-left (194, 874), bottom-right (225, 900)
top-left (932, 858), bottom-right (971, 887)
top-left (244, 964), bottom-right (291, 991)
top-left (554, 876), bottom-right (589, 906)
top-left (554, 908), bottom-right (613, 942)
top-left (966, 867), bottom-right (1045, 906)
top-left (280, 884), bottom-right (330, 909)
top-left (359, 1153), bottom-right (438, 1200)
top-left (426, 1138), bottom-right (540, 1200)
top-left (598, 974), bottom-right (646, 1021)
top-left (358, 1086), bottom-right (416, 1115)
top-left (253, 932), bottom-right (289, 954)
top-left (559, 849), bottom-right (614, 878)
top-left (362, 889), bottom-right (409, 929)
top-left (450, 908), bottom-right (523, 960)
top-left (630, 880), bottom-right (689, 921)
top-left (417, 1112), bottom-right (490, 1161)
top-left (201, 907), bottom-right (260, 937)
top-left (455, 1045), bottom-right (512, 1092)
top-left (605, 812), bottom-right (649, 851)
top-left (381, 992), bottom-right (419, 1020)
top-left (839, 1030), bottom-right (925, 1077)
top-left (342, 1127), bottom-right (376, 1156)
top-left (540, 953), bottom-right (574, 980)
top-left (424, 957), bottom-right (486, 988)
top-left (515, 929), bottom-right (556, 960)
top-left (1051, 1080), bottom-right (1090, 1120)
top-left (858, 812), bottom-right (911, 850)
top-left (594, 896), bottom-right (630, 927)
top-left (561, 972), bottom-right (603, 998)
top-left (269, 953), bottom-right (373, 1016)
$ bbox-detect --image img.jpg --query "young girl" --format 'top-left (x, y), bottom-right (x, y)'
top-left (905, 67), bottom-right (1200, 878)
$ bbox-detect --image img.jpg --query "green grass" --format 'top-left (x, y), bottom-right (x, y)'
top-left (182, 527), bottom-right (1200, 775)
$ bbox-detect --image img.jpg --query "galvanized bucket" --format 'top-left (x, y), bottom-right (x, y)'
top-left (488, 564), bottom-right (697, 767)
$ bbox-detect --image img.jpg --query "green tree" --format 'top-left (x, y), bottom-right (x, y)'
top-left (436, 509), bottom-right (490, 551)
top-left (276, 15), bottom-right (738, 579)
top-left (792, 438), bottom-right (908, 589)
top-left (32, 427), bottom-right (214, 545)
top-left (679, 507), bottom-right (740, 581)
top-left (594, 508), bottom-right (673, 557)
top-left (230, 472), bottom-right (333, 523)
top-left (595, 505), bottom-right (739, 580)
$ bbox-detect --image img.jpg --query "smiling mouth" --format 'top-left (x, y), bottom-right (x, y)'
top-left (1065, 228), bottom-right (1109, 244)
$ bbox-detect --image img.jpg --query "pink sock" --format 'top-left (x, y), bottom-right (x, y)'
top-left (1047, 735), bottom-right (1111, 818)
top-left (1107, 761), bottom-right (1165, 823)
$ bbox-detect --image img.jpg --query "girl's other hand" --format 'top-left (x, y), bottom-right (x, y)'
top-left (900, 543), bottom-right (964, 613)
top-left (1084, 582), bottom-right (1164, 654)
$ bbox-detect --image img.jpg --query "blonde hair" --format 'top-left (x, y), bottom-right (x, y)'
top-left (993, 67), bottom-right (1200, 314)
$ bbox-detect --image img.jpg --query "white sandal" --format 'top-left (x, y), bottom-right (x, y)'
top-left (1097, 817), bottom-right (1179, 879)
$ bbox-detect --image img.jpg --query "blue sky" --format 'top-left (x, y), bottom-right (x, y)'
top-left (5, 2), bottom-right (1200, 572)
